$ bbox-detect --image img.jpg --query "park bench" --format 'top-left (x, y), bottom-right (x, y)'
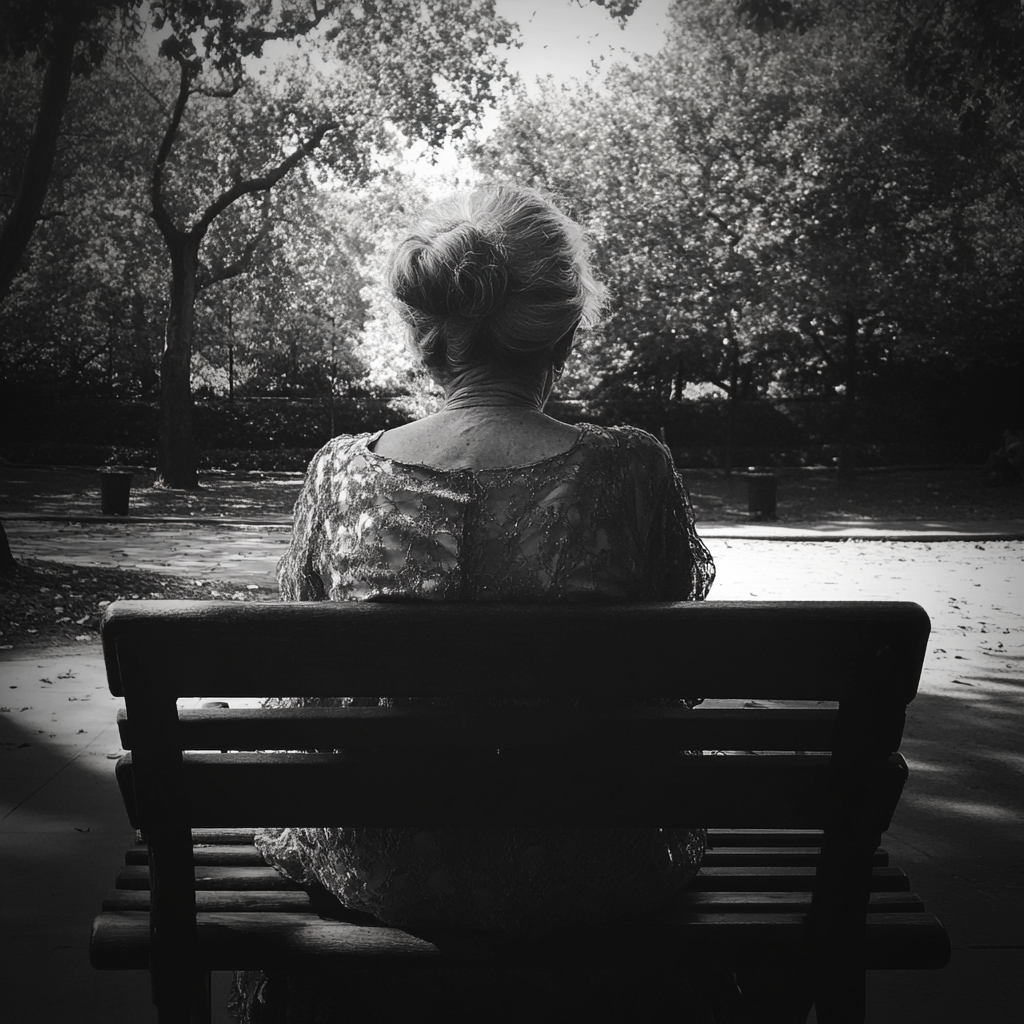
top-left (90, 599), bottom-right (950, 1023)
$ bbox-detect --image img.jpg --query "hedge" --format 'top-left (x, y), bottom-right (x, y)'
top-left (0, 394), bottom-right (993, 471)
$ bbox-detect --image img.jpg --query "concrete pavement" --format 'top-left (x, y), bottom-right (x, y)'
top-left (4, 514), bottom-right (1024, 594)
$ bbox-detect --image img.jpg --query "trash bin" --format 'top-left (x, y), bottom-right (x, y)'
top-left (742, 470), bottom-right (778, 520)
top-left (99, 470), bottom-right (133, 515)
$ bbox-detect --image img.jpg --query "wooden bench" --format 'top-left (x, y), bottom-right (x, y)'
top-left (91, 599), bottom-right (950, 1023)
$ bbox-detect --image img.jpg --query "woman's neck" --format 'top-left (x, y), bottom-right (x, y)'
top-left (441, 363), bottom-right (549, 412)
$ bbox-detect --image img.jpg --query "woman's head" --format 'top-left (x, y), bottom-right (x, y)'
top-left (388, 184), bottom-right (605, 386)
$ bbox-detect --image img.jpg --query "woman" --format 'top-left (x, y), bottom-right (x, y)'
top-left (232, 184), bottom-right (716, 1022)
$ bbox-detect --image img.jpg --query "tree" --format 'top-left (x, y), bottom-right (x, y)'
top-left (191, 185), bottom-right (386, 402)
top-left (476, 7), bottom-right (818, 452)
top-left (478, 0), bottom-right (975, 472)
top-left (0, 0), bottom-right (142, 305)
top-left (0, 46), bottom-right (168, 398)
top-left (138, 0), bottom-right (516, 487)
top-left (867, 0), bottom-right (1024, 139)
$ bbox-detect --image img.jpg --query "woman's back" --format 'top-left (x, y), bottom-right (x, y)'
top-left (259, 420), bottom-right (712, 937)
top-left (277, 423), bottom-right (713, 607)
top-left (371, 405), bottom-right (579, 471)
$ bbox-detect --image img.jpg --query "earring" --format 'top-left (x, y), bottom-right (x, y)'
top-left (553, 363), bottom-right (564, 381)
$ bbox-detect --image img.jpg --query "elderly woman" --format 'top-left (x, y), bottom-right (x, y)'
top-left (232, 184), bottom-right (716, 1022)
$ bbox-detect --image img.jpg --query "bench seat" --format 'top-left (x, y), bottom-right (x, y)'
top-left (91, 828), bottom-right (950, 974)
top-left (91, 599), bottom-right (952, 1023)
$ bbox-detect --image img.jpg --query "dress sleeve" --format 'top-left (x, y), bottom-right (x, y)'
top-left (276, 445), bottom-right (330, 601)
top-left (651, 444), bottom-right (716, 602)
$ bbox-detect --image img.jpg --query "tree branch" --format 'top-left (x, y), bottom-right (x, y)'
top-left (151, 53), bottom-right (193, 242)
top-left (191, 121), bottom-right (339, 240)
top-left (199, 197), bottom-right (275, 290)
top-left (66, 343), bottom-right (108, 379)
top-left (799, 318), bottom-right (839, 369)
top-left (193, 71), bottom-right (244, 99)
top-left (115, 54), bottom-right (175, 121)
top-left (245, 0), bottom-right (341, 45)
top-left (0, 0), bottom-right (77, 306)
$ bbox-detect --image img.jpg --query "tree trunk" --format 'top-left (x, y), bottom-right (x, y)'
top-left (159, 238), bottom-right (200, 489)
top-left (836, 310), bottom-right (860, 484)
top-left (723, 335), bottom-right (740, 478)
top-left (0, 520), bottom-right (17, 575)
top-left (0, 1), bottom-right (77, 307)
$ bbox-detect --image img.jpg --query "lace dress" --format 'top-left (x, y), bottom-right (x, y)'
top-left (231, 423), bottom-right (716, 1022)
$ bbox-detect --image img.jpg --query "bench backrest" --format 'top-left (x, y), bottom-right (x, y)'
top-left (101, 598), bottom-right (929, 999)
top-left (103, 599), bottom-right (928, 828)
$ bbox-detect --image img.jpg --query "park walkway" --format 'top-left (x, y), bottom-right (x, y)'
top-left (1, 514), bottom-right (1022, 1022)
top-left (4, 512), bottom-right (1024, 591)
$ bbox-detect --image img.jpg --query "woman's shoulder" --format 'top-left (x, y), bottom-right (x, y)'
top-left (304, 432), bottom-right (381, 472)
top-left (576, 423), bottom-right (676, 468)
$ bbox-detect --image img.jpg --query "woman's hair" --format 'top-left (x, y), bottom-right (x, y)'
top-left (387, 184), bottom-right (605, 381)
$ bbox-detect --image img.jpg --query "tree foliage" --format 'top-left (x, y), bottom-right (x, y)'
top-left (0, 46), bottom-right (167, 396)
top-left (476, 0), bottom-right (1017, 470)
top-left (129, 0), bottom-right (517, 487)
top-left (0, 0), bottom-right (143, 304)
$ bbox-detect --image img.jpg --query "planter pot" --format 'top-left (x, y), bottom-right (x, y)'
top-left (741, 471), bottom-right (778, 521)
top-left (99, 469), bottom-right (134, 515)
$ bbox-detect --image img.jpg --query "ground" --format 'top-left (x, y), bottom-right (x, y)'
top-left (0, 463), bottom-right (1022, 1022)
top-left (0, 462), bottom-right (1022, 523)
top-left (0, 560), bottom-right (275, 650)
top-left (1, 461), bottom-right (1021, 648)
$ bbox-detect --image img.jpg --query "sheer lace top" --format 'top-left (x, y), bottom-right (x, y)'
top-left (255, 422), bottom-right (715, 937)
top-left (278, 422), bottom-right (714, 606)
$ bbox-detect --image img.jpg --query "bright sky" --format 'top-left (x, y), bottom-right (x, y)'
top-left (497, 0), bottom-right (672, 91)
top-left (414, 0), bottom-right (672, 184)
top-left (234, 1), bottom-right (675, 185)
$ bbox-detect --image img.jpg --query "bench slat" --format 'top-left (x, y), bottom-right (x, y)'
top-left (122, 752), bottom-right (841, 829)
top-left (115, 865), bottom-right (299, 891)
top-left (708, 829), bottom-right (823, 847)
top-left (118, 706), bottom-right (840, 753)
top-left (181, 827), bottom-right (831, 848)
top-left (690, 866), bottom-right (911, 892)
top-left (90, 909), bottom-right (951, 972)
top-left (102, 600), bottom-right (930, 703)
top-left (191, 828), bottom-right (259, 844)
top-left (122, 843), bottom-right (889, 869)
top-left (102, 887), bottom-right (927, 915)
top-left (114, 863), bottom-right (912, 894)
top-left (103, 889), bottom-right (314, 912)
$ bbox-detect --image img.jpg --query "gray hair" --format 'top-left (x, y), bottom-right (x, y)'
top-left (388, 184), bottom-right (605, 381)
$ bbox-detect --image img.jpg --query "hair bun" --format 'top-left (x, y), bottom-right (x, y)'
top-left (443, 227), bottom-right (509, 321)
top-left (388, 184), bottom-right (606, 381)
top-left (399, 225), bottom-right (508, 322)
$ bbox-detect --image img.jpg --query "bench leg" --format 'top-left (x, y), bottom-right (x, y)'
top-left (732, 962), bottom-right (815, 1024)
top-left (154, 969), bottom-right (210, 1024)
top-left (813, 961), bottom-right (865, 1024)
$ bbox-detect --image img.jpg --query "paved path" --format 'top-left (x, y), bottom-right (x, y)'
top-left (6, 515), bottom-right (1024, 590)
top-left (5, 519), bottom-right (291, 586)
